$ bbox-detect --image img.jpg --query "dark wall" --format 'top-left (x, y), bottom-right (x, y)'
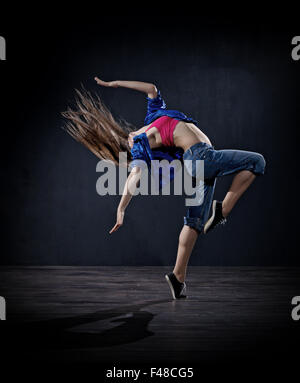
top-left (1, 11), bottom-right (299, 265)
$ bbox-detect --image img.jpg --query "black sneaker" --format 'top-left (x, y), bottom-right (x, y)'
top-left (165, 273), bottom-right (187, 300)
top-left (204, 200), bottom-right (227, 234)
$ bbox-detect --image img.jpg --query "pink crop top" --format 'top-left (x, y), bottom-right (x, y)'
top-left (145, 116), bottom-right (179, 147)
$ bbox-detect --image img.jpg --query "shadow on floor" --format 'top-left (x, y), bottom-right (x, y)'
top-left (2, 299), bottom-right (171, 350)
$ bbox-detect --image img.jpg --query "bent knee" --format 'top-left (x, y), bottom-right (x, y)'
top-left (183, 217), bottom-right (203, 235)
top-left (253, 153), bottom-right (266, 175)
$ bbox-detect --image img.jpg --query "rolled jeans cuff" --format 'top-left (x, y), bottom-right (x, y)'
top-left (183, 216), bottom-right (204, 234)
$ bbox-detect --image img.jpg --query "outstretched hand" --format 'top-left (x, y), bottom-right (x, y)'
top-left (95, 77), bottom-right (119, 88)
top-left (109, 208), bottom-right (125, 234)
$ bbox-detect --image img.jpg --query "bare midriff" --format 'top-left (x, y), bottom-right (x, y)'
top-left (145, 120), bottom-right (212, 152)
top-left (173, 121), bottom-right (212, 151)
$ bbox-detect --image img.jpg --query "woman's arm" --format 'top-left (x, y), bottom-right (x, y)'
top-left (128, 126), bottom-right (149, 148)
top-left (95, 77), bottom-right (158, 99)
top-left (109, 167), bottom-right (142, 234)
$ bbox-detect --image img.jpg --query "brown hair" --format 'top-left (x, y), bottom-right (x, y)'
top-left (62, 88), bottom-right (134, 165)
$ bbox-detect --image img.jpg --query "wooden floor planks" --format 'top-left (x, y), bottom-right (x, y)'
top-left (0, 266), bottom-right (300, 366)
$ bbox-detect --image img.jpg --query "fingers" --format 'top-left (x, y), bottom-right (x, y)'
top-left (109, 223), bottom-right (121, 234)
top-left (128, 136), bottom-right (134, 147)
top-left (94, 77), bottom-right (107, 86)
top-left (128, 132), bottom-right (136, 146)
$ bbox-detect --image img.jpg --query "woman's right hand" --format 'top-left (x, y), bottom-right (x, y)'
top-left (95, 77), bottom-right (119, 88)
top-left (109, 208), bottom-right (125, 234)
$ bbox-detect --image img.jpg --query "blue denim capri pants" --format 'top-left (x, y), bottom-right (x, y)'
top-left (183, 142), bottom-right (266, 233)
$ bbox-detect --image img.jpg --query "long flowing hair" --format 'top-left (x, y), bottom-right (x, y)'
top-left (62, 87), bottom-right (135, 165)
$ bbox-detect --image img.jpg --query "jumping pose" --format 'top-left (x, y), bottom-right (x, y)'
top-left (63, 78), bottom-right (266, 300)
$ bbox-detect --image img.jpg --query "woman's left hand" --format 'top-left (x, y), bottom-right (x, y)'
top-left (128, 132), bottom-right (136, 148)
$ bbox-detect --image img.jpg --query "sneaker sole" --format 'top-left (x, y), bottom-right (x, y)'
top-left (165, 274), bottom-right (176, 300)
top-left (204, 200), bottom-right (217, 234)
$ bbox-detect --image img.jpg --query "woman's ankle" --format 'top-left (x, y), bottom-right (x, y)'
top-left (221, 201), bottom-right (230, 218)
top-left (173, 270), bottom-right (185, 283)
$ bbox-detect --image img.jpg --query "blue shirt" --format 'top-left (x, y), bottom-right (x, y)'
top-left (131, 90), bottom-right (197, 190)
top-left (144, 90), bottom-right (198, 126)
top-left (131, 133), bottom-right (184, 191)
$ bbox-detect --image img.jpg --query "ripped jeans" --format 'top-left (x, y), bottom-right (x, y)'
top-left (183, 142), bottom-right (266, 233)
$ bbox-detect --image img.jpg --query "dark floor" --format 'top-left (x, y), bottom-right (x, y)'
top-left (0, 266), bottom-right (300, 375)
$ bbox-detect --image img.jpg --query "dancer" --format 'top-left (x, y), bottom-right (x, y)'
top-left (62, 78), bottom-right (265, 300)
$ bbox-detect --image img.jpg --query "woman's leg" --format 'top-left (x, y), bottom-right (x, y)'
top-left (173, 178), bottom-right (216, 283)
top-left (173, 225), bottom-right (199, 283)
top-left (222, 170), bottom-right (256, 217)
top-left (214, 150), bottom-right (265, 217)
top-left (203, 149), bottom-right (266, 232)
top-left (172, 171), bottom-right (259, 283)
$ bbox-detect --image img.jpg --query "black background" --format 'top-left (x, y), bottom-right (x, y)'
top-left (1, 8), bottom-right (299, 266)
top-left (1, 7), bottom-right (300, 382)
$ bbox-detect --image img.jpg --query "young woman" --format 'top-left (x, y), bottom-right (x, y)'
top-left (63, 78), bottom-right (266, 300)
